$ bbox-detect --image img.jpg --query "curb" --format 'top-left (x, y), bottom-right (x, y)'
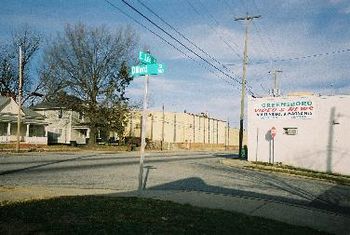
top-left (221, 158), bottom-right (350, 185)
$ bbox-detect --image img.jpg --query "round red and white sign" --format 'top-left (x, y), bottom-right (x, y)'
top-left (271, 127), bottom-right (277, 139)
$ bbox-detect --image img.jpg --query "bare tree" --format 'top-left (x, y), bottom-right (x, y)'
top-left (0, 44), bottom-right (17, 98)
top-left (41, 23), bottom-right (138, 145)
top-left (0, 25), bottom-right (42, 103)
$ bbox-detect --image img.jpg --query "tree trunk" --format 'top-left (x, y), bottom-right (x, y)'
top-left (88, 126), bottom-right (97, 146)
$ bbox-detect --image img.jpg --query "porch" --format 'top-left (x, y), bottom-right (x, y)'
top-left (0, 122), bottom-right (47, 145)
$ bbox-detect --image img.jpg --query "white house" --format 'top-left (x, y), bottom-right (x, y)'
top-left (0, 96), bottom-right (48, 144)
top-left (248, 94), bottom-right (350, 175)
top-left (32, 101), bottom-right (90, 145)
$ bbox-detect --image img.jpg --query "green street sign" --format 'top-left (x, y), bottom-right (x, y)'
top-left (131, 64), bottom-right (148, 77)
top-left (139, 51), bottom-right (157, 64)
top-left (147, 63), bottom-right (165, 75)
top-left (131, 63), bottom-right (166, 77)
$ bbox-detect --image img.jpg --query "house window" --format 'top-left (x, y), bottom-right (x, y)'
top-left (79, 112), bottom-right (84, 120)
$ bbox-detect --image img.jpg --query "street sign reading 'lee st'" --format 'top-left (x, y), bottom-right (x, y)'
top-left (139, 51), bottom-right (157, 64)
top-left (131, 63), bottom-right (165, 77)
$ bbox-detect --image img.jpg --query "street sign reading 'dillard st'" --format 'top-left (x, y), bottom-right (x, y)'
top-left (131, 63), bottom-right (165, 77)
top-left (139, 51), bottom-right (157, 64)
top-left (131, 64), bottom-right (148, 77)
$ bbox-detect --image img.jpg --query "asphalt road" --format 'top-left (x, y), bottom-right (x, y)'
top-left (1, 151), bottom-right (350, 217)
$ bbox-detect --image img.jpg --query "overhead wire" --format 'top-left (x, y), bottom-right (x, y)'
top-left (186, 0), bottom-right (242, 60)
top-left (250, 47), bottom-right (350, 65)
top-left (103, 0), bottom-right (242, 93)
top-left (135, 0), bottom-right (241, 79)
top-left (252, 21), bottom-right (275, 69)
top-left (104, 1), bottom-right (195, 62)
top-left (184, 0), bottom-right (256, 96)
top-left (215, 0), bottom-right (261, 96)
top-left (120, 0), bottom-right (246, 87)
top-left (250, 0), bottom-right (280, 74)
top-left (230, 0), bottom-right (289, 97)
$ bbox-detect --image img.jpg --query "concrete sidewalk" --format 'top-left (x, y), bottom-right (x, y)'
top-left (114, 189), bottom-right (350, 235)
top-left (1, 186), bottom-right (349, 234)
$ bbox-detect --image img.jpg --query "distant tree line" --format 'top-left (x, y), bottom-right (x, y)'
top-left (0, 23), bottom-right (138, 145)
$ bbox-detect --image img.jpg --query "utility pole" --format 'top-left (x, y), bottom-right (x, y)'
top-left (235, 13), bottom-right (261, 159)
top-left (16, 46), bottom-right (23, 153)
top-left (269, 70), bottom-right (283, 97)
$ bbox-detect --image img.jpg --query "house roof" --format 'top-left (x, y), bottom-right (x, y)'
top-left (32, 94), bottom-right (83, 110)
top-left (0, 96), bottom-right (11, 111)
top-left (31, 100), bottom-right (66, 110)
top-left (23, 108), bottom-right (46, 120)
top-left (0, 96), bottom-right (47, 125)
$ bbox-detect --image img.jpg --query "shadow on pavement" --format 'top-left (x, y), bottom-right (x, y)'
top-left (213, 153), bottom-right (240, 159)
top-left (148, 176), bottom-right (350, 216)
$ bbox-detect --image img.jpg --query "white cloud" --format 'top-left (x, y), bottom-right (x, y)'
top-left (343, 6), bottom-right (350, 14)
top-left (329, 0), bottom-right (343, 4)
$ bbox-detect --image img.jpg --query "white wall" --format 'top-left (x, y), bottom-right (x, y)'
top-left (248, 95), bottom-right (350, 175)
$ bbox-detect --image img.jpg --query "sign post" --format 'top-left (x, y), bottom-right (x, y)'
top-left (271, 127), bottom-right (276, 164)
top-left (138, 74), bottom-right (149, 192)
top-left (131, 51), bottom-right (166, 191)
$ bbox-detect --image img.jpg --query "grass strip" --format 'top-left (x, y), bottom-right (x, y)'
top-left (246, 161), bottom-right (350, 185)
top-left (0, 196), bottom-right (326, 235)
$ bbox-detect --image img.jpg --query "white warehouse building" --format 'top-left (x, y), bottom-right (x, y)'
top-left (247, 94), bottom-right (350, 175)
top-left (125, 110), bottom-right (246, 150)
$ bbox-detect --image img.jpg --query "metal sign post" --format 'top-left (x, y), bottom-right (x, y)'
top-left (131, 51), bottom-right (166, 191)
top-left (138, 74), bottom-right (149, 191)
top-left (271, 127), bottom-right (276, 164)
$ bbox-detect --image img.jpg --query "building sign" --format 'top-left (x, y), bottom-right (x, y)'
top-left (253, 99), bottom-right (315, 120)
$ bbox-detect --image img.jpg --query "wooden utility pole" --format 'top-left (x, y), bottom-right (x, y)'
top-left (16, 46), bottom-right (23, 153)
top-left (235, 13), bottom-right (261, 159)
top-left (269, 70), bottom-right (283, 97)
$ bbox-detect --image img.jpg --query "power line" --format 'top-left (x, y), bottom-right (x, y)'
top-left (252, 21), bottom-right (275, 69)
top-left (103, 0), bottom-right (242, 92)
top-left (135, 0), bottom-right (240, 79)
top-left (251, 48), bottom-right (350, 65)
top-left (104, 0), bottom-right (194, 61)
top-left (120, 0), bottom-right (243, 85)
top-left (183, 0), bottom-right (256, 96)
top-left (250, 0), bottom-right (279, 71)
top-left (186, 0), bottom-right (242, 60)
top-left (232, 0), bottom-right (268, 67)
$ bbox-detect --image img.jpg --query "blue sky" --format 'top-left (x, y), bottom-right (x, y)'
top-left (1, 0), bottom-right (350, 127)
